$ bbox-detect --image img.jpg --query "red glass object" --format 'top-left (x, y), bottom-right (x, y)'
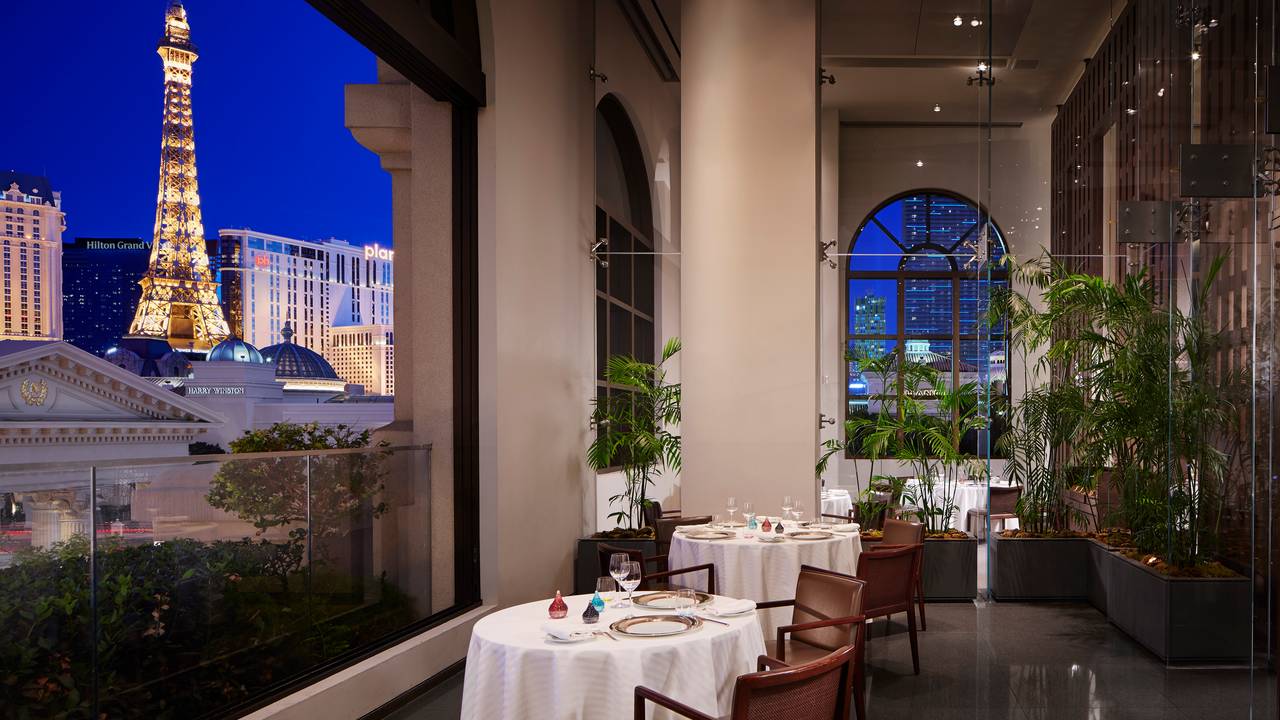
top-left (548, 590), bottom-right (569, 619)
top-left (761, 518), bottom-right (773, 533)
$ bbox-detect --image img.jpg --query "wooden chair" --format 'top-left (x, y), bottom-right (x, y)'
top-left (655, 515), bottom-right (713, 556)
top-left (856, 543), bottom-right (922, 675)
top-left (966, 485), bottom-right (1021, 541)
top-left (597, 542), bottom-right (716, 594)
top-left (756, 565), bottom-right (869, 720)
top-left (634, 644), bottom-right (858, 720)
top-left (880, 518), bottom-right (927, 630)
top-left (642, 500), bottom-right (681, 529)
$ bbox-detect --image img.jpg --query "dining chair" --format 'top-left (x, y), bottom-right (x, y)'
top-left (755, 565), bottom-right (868, 720)
top-left (880, 517), bottom-right (927, 630)
top-left (597, 543), bottom-right (716, 594)
top-left (655, 515), bottom-right (714, 556)
top-left (966, 485), bottom-right (1021, 541)
top-left (634, 643), bottom-right (859, 720)
top-left (856, 543), bottom-right (922, 675)
top-left (642, 500), bottom-right (682, 529)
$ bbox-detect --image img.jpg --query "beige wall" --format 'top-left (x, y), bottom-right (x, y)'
top-left (681, 0), bottom-right (820, 518)
top-left (826, 117), bottom-right (1053, 490)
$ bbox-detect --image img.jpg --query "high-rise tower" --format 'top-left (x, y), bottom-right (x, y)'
top-left (126, 1), bottom-right (229, 353)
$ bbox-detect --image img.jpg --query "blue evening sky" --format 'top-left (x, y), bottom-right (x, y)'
top-left (0, 1), bottom-right (390, 247)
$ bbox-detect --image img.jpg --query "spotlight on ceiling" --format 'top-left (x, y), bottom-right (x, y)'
top-left (1190, 49), bottom-right (1201, 61)
top-left (933, 104), bottom-right (942, 112)
top-left (970, 18), bottom-right (982, 27)
top-left (915, 160), bottom-right (925, 168)
top-left (953, 15), bottom-right (963, 26)
top-left (977, 62), bottom-right (988, 72)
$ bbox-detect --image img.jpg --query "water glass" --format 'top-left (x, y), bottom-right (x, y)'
top-left (609, 552), bottom-right (629, 608)
top-left (725, 496), bottom-right (738, 523)
top-left (782, 495), bottom-right (794, 518)
top-left (596, 576), bottom-right (616, 606)
top-left (618, 560), bottom-right (642, 608)
top-left (710, 513), bottom-right (721, 528)
top-left (792, 501), bottom-right (805, 524)
top-left (675, 588), bottom-right (697, 617)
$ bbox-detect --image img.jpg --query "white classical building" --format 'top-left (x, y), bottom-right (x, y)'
top-left (1, 172), bottom-right (64, 341)
top-left (212, 228), bottom-right (393, 358)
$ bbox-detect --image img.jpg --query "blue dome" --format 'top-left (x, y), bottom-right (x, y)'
top-left (208, 336), bottom-right (265, 364)
top-left (260, 323), bottom-right (340, 380)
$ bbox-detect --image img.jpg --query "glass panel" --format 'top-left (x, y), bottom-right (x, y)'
top-left (848, 220), bottom-right (903, 271)
top-left (903, 278), bottom-right (952, 336)
top-left (634, 316), bottom-right (654, 365)
top-left (608, 302), bottom-right (632, 360)
top-left (847, 278), bottom-right (896, 336)
top-left (607, 220), bottom-right (632, 305)
top-left (633, 244), bottom-right (654, 317)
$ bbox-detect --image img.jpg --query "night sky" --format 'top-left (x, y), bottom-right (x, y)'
top-left (1, 0), bottom-right (390, 247)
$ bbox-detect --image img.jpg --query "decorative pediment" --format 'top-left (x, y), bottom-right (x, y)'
top-left (0, 340), bottom-right (223, 425)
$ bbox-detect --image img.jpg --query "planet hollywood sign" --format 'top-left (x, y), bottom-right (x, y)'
top-left (363, 243), bottom-right (394, 262)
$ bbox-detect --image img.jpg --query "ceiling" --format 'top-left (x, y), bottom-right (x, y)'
top-left (820, 0), bottom-right (1122, 123)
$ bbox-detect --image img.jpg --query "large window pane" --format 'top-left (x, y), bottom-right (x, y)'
top-left (848, 278), bottom-right (897, 337)
top-left (904, 278), bottom-right (952, 336)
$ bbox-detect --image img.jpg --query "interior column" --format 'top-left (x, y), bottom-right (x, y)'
top-left (680, 0), bottom-right (819, 516)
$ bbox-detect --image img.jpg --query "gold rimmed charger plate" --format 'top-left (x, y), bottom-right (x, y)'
top-left (610, 614), bottom-right (702, 637)
top-left (683, 530), bottom-right (735, 540)
top-left (786, 530), bottom-right (835, 540)
top-left (632, 590), bottom-right (714, 610)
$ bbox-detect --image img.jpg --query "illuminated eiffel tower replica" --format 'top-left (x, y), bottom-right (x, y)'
top-left (125, 1), bottom-right (229, 356)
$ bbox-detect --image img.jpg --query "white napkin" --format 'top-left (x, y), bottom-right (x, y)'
top-left (541, 622), bottom-right (591, 640)
top-left (706, 598), bottom-right (756, 616)
top-left (832, 523), bottom-right (860, 532)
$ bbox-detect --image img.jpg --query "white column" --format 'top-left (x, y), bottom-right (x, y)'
top-left (681, 0), bottom-right (820, 516)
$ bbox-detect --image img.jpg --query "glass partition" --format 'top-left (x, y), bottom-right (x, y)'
top-left (0, 445), bottom-right (431, 718)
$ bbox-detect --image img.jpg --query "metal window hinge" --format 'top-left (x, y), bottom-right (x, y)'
top-left (589, 238), bottom-right (609, 267)
top-left (588, 66), bottom-right (608, 83)
top-left (819, 240), bottom-right (837, 269)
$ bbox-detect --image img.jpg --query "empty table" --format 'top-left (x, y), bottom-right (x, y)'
top-left (667, 525), bottom-right (862, 640)
top-left (460, 593), bottom-right (766, 719)
top-left (821, 489), bottom-right (852, 520)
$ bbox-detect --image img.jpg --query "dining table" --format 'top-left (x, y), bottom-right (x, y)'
top-left (666, 524), bottom-right (862, 641)
top-left (460, 592), bottom-right (767, 720)
top-left (902, 477), bottom-right (1019, 530)
top-left (820, 488), bottom-right (853, 519)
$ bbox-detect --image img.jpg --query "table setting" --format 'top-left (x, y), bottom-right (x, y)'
top-left (821, 487), bottom-right (852, 519)
top-left (665, 496), bottom-right (863, 640)
top-left (460, 572), bottom-right (766, 720)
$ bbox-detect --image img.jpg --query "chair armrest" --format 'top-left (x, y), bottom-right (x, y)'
top-left (863, 543), bottom-right (910, 552)
top-left (634, 686), bottom-right (715, 720)
top-left (645, 564), bottom-right (717, 595)
top-left (775, 614), bottom-right (867, 659)
top-left (821, 513), bottom-right (853, 521)
top-left (755, 598), bottom-right (796, 610)
top-left (757, 654), bottom-right (791, 672)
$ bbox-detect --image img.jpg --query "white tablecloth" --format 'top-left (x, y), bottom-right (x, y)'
top-left (821, 490), bottom-right (852, 520)
top-left (460, 594), bottom-right (766, 720)
top-left (667, 526), bottom-right (862, 641)
top-left (901, 479), bottom-right (1019, 531)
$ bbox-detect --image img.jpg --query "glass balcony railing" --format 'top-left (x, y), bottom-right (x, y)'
top-left (0, 444), bottom-right (431, 720)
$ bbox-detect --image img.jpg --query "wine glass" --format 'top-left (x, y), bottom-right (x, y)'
top-left (782, 495), bottom-right (794, 519)
top-left (725, 496), bottom-right (738, 524)
top-left (675, 588), bottom-right (697, 618)
top-left (596, 576), bottom-right (616, 608)
top-left (609, 552), bottom-right (629, 608)
top-left (618, 560), bottom-right (642, 609)
top-left (792, 500), bottom-right (805, 524)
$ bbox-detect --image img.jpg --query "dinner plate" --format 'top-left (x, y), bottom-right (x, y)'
top-left (786, 530), bottom-right (835, 540)
top-left (610, 614), bottom-right (702, 637)
top-left (633, 590), bottom-right (714, 609)
top-left (683, 530), bottom-right (735, 540)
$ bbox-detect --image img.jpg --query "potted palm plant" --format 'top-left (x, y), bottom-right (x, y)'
top-left (573, 338), bottom-right (681, 593)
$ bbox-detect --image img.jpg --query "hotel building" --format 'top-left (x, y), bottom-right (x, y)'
top-left (62, 238), bottom-right (151, 356)
top-left (327, 323), bottom-right (394, 395)
top-left (1, 172), bottom-right (63, 341)
top-left (211, 228), bottom-right (393, 357)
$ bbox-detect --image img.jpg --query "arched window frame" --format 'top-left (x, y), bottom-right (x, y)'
top-left (844, 190), bottom-right (1009, 451)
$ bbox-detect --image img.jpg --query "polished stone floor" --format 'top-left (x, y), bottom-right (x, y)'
top-left (386, 602), bottom-right (1274, 719)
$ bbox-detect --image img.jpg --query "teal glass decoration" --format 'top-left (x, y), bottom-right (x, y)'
top-left (747, 515), bottom-right (758, 530)
top-left (591, 591), bottom-right (605, 612)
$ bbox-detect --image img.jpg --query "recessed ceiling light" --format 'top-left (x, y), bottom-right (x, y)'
top-left (977, 62), bottom-right (988, 72)
top-left (915, 160), bottom-right (925, 168)
top-left (933, 104), bottom-right (942, 112)
top-left (953, 15), bottom-right (963, 26)
top-left (970, 18), bottom-right (982, 27)
top-left (1190, 50), bottom-right (1201, 61)
top-left (1157, 87), bottom-right (1166, 97)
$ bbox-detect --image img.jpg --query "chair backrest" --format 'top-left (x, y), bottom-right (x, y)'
top-left (731, 644), bottom-right (856, 720)
top-left (789, 566), bottom-right (866, 651)
top-left (881, 518), bottom-right (924, 545)
top-left (642, 501), bottom-right (663, 529)
top-left (989, 485), bottom-right (1022, 515)
top-left (597, 543), bottom-right (646, 582)
top-left (655, 515), bottom-right (713, 552)
top-left (855, 544), bottom-right (919, 616)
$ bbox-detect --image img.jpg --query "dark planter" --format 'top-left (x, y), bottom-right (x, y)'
top-left (573, 537), bottom-right (656, 595)
top-left (988, 533), bottom-right (1090, 601)
top-left (863, 535), bottom-right (977, 601)
top-left (1106, 551), bottom-right (1251, 664)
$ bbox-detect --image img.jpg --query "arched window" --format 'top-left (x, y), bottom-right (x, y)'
top-left (846, 191), bottom-right (1008, 421)
top-left (595, 94), bottom-right (655, 401)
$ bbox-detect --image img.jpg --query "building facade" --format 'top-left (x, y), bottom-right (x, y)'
top-left (327, 323), bottom-right (394, 395)
top-left (62, 238), bottom-right (151, 356)
top-left (212, 229), bottom-right (393, 358)
top-left (1, 172), bottom-right (64, 342)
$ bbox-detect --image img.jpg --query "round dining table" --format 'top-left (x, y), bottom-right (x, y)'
top-left (667, 525), bottom-right (862, 641)
top-left (820, 489), bottom-right (852, 520)
top-left (902, 478), bottom-right (1019, 531)
top-left (460, 593), bottom-right (766, 720)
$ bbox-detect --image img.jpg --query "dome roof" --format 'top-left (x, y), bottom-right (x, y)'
top-left (260, 323), bottom-right (339, 380)
top-left (208, 336), bottom-right (265, 364)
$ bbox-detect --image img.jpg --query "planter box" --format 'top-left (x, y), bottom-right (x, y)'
top-left (573, 538), bottom-right (656, 595)
top-left (863, 535), bottom-right (977, 601)
top-left (988, 534), bottom-right (1090, 601)
top-left (988, 534), bottom-right (1251, 663)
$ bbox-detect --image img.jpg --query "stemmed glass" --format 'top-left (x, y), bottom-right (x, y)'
top-left (609, 552), bottom-right (630, 608)
top-left (792, 500), bottom-right (805, 525)
top-left (726, 496), bottom-right (738, 524)
top-left (782, 495), bottom-right (795, 520)
top-left (618, 560), bottom-right (642, 609)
